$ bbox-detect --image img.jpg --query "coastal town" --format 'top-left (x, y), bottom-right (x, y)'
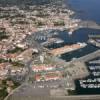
top-left (0, 0), bottom-right (100, 100)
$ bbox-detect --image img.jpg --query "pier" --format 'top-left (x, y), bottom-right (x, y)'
top-left (41, 38), bottom-right (64, 46)
top-left (49, 43), bottom-right (87, 56)
top-left (79, 21), bottom-right (100, 30)
top-left (89, 40), bottom-right (100, 48)
top-left (88, 35), bottom-right (100, 39)
top-left (74, 50), bottom-right (100, 62)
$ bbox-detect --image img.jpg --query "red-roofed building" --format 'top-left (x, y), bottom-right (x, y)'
top-left (32, 65), bottom-right (56, 72)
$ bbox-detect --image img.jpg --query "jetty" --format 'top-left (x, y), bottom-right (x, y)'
top-left (49, 43), bottom-right (87, 56)
top-left (79, 21), bottom-right (100, 30)
top-left (88, 34), bottom-right (100, 39)
top-left (73, 50), bottom-right (100, 62)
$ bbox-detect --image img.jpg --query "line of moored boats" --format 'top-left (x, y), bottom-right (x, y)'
top-left (79, 59), bottom-right (100, 89)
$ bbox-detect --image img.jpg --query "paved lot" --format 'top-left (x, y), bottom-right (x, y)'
top-left (32, 79), bottom-right (65, 89)
top-left (8, 79), bottom-right (66, 97)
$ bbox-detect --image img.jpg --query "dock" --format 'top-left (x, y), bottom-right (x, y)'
top-left (88, 34), bottom-right (100, 47)
top-left (41, 38), bottom-right (64, 46)
top-left (49, 43), bottom-right (87, 56)
top-left (73, 50), bottom-right (100, 62)
top-left (89, 40), bottom-right (100, 47)
top-left (88, 34), bottom-right (100, 39)
top-left (79, 20), bottom-right (100, 30)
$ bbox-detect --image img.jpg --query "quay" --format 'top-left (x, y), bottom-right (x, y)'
top-left (88, 34), bottom-right (100, 48)
top-left (89, 40), bottom-right (100, 47)
top-left (88, 34), bottom-right (100, 39)
top-left (73, 50), bottom-right (100, 62)
top-left (41, 38), bottom-right (64, 46)
top-left (79, 21), bottom-right (100, 30)
top-left (49, 43), bottom-right (87, 56)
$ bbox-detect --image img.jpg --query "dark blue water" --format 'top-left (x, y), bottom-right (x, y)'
top-left (59, 29), bottom-right (100, 43)
top-left (47, 28), bottom-right (100, 45)
top-left (67, 0), bottom-right (100, 24)
top-left (60, 44), bottom-right (99, 62)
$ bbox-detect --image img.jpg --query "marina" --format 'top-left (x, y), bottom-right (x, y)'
top-left (75, 57), bottom-right (100, 94)
top-left (0, 0), bottom-right (100, 99)
top-left (25, 23), bottom-right (100, 95)
top-left (64, 0), bottom-right (100, 95)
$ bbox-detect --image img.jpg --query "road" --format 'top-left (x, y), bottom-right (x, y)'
top-left (5, 94), bottom-right (100, 100)
top-left (24, 59), bottom-right (33, 83)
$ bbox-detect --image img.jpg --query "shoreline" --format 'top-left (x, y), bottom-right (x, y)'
top-left (0, 1), bottom-right (100, 100)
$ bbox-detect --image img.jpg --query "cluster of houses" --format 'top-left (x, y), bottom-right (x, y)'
top-left (0, 62), bottom-right (28, 80)
top-left (32, 64), bottom-right (62, 82)
top-left (35, 72), bottom-right (61, 82)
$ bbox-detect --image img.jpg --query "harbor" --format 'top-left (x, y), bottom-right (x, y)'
top-left (75, 57), bottom-right (100, 95)
top-left (0, 0), bottom-right (100, 100)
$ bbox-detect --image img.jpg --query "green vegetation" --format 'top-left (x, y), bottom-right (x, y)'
top-left (0, 78), bottom-right (20, 100)
top-left (11, 81), bottom-right (20, 89)
top-left (35, 11), bottom-right (49, 17)
top-left (7, 47), bottom-right (24, 54)
top-left (10, 14), bottom-right (26, 19)
top-left (36, 21), bottom-right (45, 26)
top-left (0, 31), bottom-right (9, 40)
top-left (0, 14), bottom-right (10, 19)
top-left (9, 60), bottom-right (24, 67)
top-left (0, 87), bottom-right (8, 100)
top-left (0, 0), bottom-right (56, 5)
top-left (0, 58), bottom-right (24, 67)
top-left (53, 20), bottom-right (65, 26)
top-left (11, 20), bottom-right (29, 25)
top-left (0, 58), bottom-right (8, 63)
top-left (28, 76), bottom-right (36, 83)
top-left (68, 90), bottom-right (77, 95)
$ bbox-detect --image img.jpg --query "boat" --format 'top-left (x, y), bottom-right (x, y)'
top-left (72, 57), bottom-right (77, 61)
top-left (68, 31), bottom-right (73, 35)
top-left (53, 32), bottom-right (59, 36)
